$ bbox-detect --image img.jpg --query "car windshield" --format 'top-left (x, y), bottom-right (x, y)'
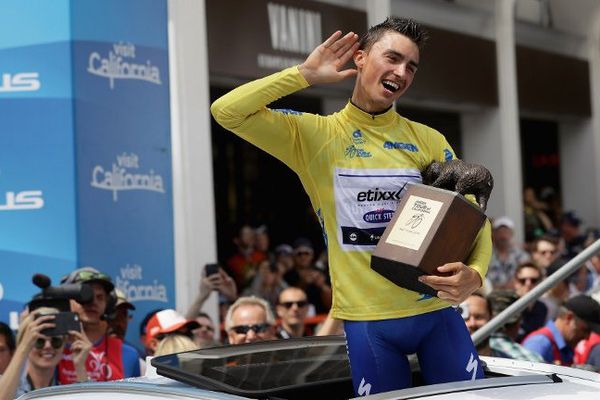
top-left (151, 336), bottom-right (353, 398)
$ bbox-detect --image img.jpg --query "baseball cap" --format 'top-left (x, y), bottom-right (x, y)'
top-left (145, 309), bottom-right (199, 345)
top-left (487, 290), bottom-right (521, 325)
top-left (564, 295), bottom-right (600, 334)
top-left (114, 288), bottom-right (135, 310)
top-left (561, 211), bottom-right (581, 227)
top-left (275, 244), bottom-right (293, 256)
top-left (293, 237), bottom-right (314, 252)
top-left (492, 216), bottom-right (515, 230)
top-left (61, 266), bottom-right (114, 293)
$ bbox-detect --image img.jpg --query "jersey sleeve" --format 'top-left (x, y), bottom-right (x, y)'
top-left (210, 66), bottom-right (321, 173)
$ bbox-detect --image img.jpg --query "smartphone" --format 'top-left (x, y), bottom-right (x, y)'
top-left (40, 311), bottom-right (81, 336)
top-left (205, 263), bottom-right (219, 277)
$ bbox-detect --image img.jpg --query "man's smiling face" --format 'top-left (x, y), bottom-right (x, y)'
top-left (352, 31), bottom-right (420, 112)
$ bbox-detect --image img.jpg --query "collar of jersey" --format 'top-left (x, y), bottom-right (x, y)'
top-left (342, 101), bottom-right (397, 127)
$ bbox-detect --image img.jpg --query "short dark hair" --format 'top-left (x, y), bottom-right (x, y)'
top-left (0, 322), bottom-right (15, 352)
top-left (359, 17), bottom-right (428, 52)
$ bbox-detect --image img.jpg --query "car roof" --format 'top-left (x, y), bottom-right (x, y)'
top-left (17, 337), bottom-right (600, 400)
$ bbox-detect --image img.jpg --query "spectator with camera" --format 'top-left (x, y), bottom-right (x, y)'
top-left (57, 267), bottom-right (141, 383)
top-left (186, 264), bottom-right (238, 325)
top-left (242, 259), bottom-right (288, 311)
top-left (0, 308), bottom-right (91, 399)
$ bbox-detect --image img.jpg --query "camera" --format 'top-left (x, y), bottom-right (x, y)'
top-left (28, 273), bottom-right (92, 335)
top-left (36, 311), bottom-right (81, 336)
top-left (205, 263), bottom-right (219, 277)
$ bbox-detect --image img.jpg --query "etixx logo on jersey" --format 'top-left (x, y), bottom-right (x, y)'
top-left (90, 152), bottom-right (165, 201)
top-left (87, 42), bottom-right (161, 89)
top-left (0, 72), bottom-right (41, 93)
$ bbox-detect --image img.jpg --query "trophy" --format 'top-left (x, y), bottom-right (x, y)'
top-left (370, 182), bottom-right (486, 296)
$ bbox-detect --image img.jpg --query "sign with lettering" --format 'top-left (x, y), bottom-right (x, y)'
top-left (207, 0), bottom-right (367, 80)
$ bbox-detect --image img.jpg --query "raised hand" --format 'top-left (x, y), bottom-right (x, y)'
top-left (299, 30), bottom-right (360, 85)
top-left (19, 312), bottom-right (56, 352)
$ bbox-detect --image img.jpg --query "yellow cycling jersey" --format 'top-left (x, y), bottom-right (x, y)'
top-left (211, 66), bottom-right (491, 320)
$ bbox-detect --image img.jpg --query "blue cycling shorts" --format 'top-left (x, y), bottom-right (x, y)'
top-left (344, 307), bottom-right (484, 396)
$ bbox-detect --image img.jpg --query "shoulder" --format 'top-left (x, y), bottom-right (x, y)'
top-left (523, 332), bottom-right (552, 348)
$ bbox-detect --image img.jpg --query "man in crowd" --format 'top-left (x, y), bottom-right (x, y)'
top-left (191, 312), bottom-right (220, 348)
top-left (107, 288), bottom-right (136, 341)
top-left (144, 309), bottom-right (200, 355)
top-left (276, 287), bottom-right (310, 338)
top-left (530, 235), bottom-right (559, 271)
top-left (523, 295), bottom-right (600, 365)
top-left (514, 262), bottom-right (548, 341)
top-left (487, 290), bottom-right (543, 362)
top-left (460, 293), bottom-right (509, 358)
top-left (58, 267), bottom-right (141, 383)
top-left (488, 217), bottom-right (531, 289)
top-left (540, 259), bottom-right (572, 321)
top-left (225, 296), bottom-right (276, 345)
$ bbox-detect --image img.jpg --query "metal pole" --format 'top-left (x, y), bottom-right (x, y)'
top-left (472, 238), bottom-right (600, 346)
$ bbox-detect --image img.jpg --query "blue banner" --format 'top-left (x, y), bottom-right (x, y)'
top-left (71, 0), bottom-right (174, 349)
top-left (0, 0), bottom-right (174, 351)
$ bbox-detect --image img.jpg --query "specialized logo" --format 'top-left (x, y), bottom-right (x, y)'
top-left (90, 152), bottom-right (165, 201)
top-left (444, 148), bottom-right (454, 161)
top-left (383, 141), bottom-right (418, 152)
top-left (417, 293), bottom-right (434, 301)
top-left (357, 188), bottom-right (402, 202)
top-left (0, 190), bottom-right (44, 211)
top-left (0, 72), bottom-right (41, 93)
top-left (465, 353), bottom-right (479, 381)
top-left (357, 377), bottom-right (372, 396)
top-left (116, 263), bottom-right (168, 302)
top-left (363, 208), bottom-right (394, 224)
top-left (87, 42), bottom-right (161, 89)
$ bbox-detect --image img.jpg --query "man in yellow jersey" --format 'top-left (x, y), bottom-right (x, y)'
top-left (212, 17), bottom-right (492, 395)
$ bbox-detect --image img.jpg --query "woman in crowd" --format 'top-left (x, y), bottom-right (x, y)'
top-left (0, 308), bottom-right (91, 399)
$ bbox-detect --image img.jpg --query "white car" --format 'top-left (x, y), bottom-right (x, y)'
top-left (17, 335), bottom-right (600, 400)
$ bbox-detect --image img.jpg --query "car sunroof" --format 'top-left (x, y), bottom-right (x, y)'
top-left (151, 336), bottom-right (353, 398)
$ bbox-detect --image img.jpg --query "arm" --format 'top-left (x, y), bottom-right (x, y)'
top-left (315, 311), bottom-right (343, 336)
top-left (68, 329), bottom-right (92, 383)
top-left (210, 31), bottom-right (359, 169)
top-left (186, 268), bottom-right (237, 320)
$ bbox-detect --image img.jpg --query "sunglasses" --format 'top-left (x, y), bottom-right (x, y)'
top-left (156, 331), bottom-right (193, 341)
top-left (34, 336), bottom-right (64, 349)
top-left (76, 271), bottom-right (112, 282)
top-left (280, 300), bottom-right (309, 309)
top-left (517, 277), bottom-right (541, 285)
top-left (230, 323), bottom-right (270, 335)
top-left (537, 250), bottom-right (556, 256)
top-left (295, 251), bottom-right (312, 256)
